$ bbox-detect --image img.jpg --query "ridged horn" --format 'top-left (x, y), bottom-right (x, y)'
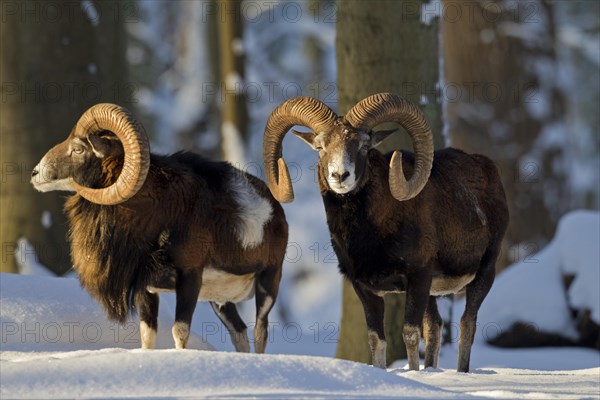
top-left (345, 93), bottom-right (434, 201)
top-left (263, 97), bottom-right (337, 202)
top-left (72, 103), bottom-right (150, 205)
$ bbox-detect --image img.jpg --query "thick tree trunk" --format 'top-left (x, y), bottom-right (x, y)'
top-left (217, 0), bottom-right (249, 165)
top-left (1, 0), bottom-right (127, 274)
top-left (335, 0), bottom-right (443, 366)
top-left (441, 0), bottom-right (567, 270)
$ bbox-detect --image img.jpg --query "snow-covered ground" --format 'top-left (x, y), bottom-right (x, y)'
top-left (3, 212), bottom-right (600, 398)
top-left (3, 348), bottom-right (598, 399)
top-left (2, 272), bottom-right (599, 399)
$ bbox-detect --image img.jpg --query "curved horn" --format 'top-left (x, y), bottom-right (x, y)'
top-left (345, 93), bottom-right (434, 201)
top-left (263, 97), bottom-right (337, 202)
top-left (72, 103), bottom-right (150, 205)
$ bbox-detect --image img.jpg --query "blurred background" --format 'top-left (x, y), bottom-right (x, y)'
top-left (1, 0), bottom-right (598, 364)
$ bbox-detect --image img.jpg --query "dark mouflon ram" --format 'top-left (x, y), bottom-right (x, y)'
top-left (262, 93), bottom-right (508, 372)
top-left (31, 103), bottom-right (288, 352)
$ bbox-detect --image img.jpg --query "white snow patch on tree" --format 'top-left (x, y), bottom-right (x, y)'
top-left (87, 63), bottom-right (97, 75)
top-left (420, 0), bottom-right (441, 26)
top-left (80, 0), bottom-right (100, 27)
top-left (225, 72), bottom-right (244, 94)
top-left (231, 37), bottom-right (244, 55)
top-left (41, 211), bottom-right (52, 229)
top-left (221, 121), bottom-right (247, 166)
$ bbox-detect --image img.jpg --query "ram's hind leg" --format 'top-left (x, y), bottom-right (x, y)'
top-left (173, 269), bottom-right (201, 349)
top-left (210, 302), bottom-right (250, 352)
top-left (423, 296), bottom-right (442, 369)
top-left (458, 248), bottom-right (497, 372)
top-left (254, 266), bottom-right (281, 354)
top-left (136, 290), bottom-right (159, 349)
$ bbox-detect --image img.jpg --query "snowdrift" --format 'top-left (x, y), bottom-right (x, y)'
top-left (1, 350), bottom-right (456, 399)
top-left (455, 210), bottom-right (600, 347)
top-left (1, 259), bottom-right (599, 398)
top-left (0, 273), bottom-right (212, 352)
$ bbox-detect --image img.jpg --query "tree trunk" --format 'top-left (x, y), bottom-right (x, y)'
top-left (217, 0), bottom-right (249, 165)
top-left (335, 0), bottom-right (443, 366)
top-left (441, 0), bottom-right (567, 270)
top-left (1, 0), bottom-right (127, 274)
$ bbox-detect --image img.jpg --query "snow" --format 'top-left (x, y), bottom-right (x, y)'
top-left (400, 367), bottom-right (599, 400)
top-left (224, 72), bottom-right (244, 94)
top-left (221, 121), bottom-right (247, 166)
top-left (421, 0), bottom-right (442, 26)
top-left (41, 211), bottom-right (52, 228)
top-left (0, 350), bottom-right (452, 399)
top-left (0, 274), bottom-right (211, 352)
top-left (556, 211), bottom-right (600, 323)
top-left (231, 37), bottom-right (244, 56)
top-left (468, 240), bottom-right (579, 340)
top-left (2, 348), bottom-right (598, 399)
top-left (558, 25), bottom-right (600, 66)
top-left (1, 268), bottom-right (598, 398)
top-left (453, 210), bottom-right (600, 342)
top-left (86, 63), bottom-right (97, 75)
top-left (15, 238), bottom-right (56, 277)
top-left (80, 0), bottom-right (99, 27)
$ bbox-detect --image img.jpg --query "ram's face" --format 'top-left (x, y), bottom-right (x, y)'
top-left (295, 125), bottom-right (371, 195)
top-left (31, 130), bottom-right (123, 192)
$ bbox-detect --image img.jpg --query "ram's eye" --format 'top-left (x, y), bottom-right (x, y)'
top-left (72, 146), bottom-right (85, 154)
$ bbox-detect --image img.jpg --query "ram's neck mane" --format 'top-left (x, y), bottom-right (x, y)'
top-left (100, 157), bottom-right (123, 187)
top-left (64, 194), bottom-right (147, 323)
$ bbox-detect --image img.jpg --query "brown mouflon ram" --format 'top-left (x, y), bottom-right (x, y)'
top-left (32, 103), bottom-right (288, 353)
top-left (262, 93), bottom-right (508, 372)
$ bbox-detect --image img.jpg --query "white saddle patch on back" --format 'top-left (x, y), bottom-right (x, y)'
top-left (229, 172), bottom-right (273, 249)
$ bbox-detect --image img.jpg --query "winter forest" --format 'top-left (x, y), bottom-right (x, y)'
top-left (1, 1), bottom-right (599, 398)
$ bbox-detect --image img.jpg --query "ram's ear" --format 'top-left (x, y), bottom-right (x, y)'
top-left (292, 129), bottom-right (319, 150)
top-left (87, 134), bottom-right (122, 159)
top-left (371, 129), bottom-right (397, 148)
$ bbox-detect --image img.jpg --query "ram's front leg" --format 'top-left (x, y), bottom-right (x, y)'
top-left (173, 269), bottom-right (201, 349)
top-left (403, 271), bottom-right (431, 371)
top-left (136, 290), bottom-right (160, 349)
top-left (352, 282), bottom-right (386, 368)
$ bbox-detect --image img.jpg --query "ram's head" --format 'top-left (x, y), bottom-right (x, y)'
top-left (31, 103), bottom-right (150, 205)
top-left (262, 93), bottom-right (434, 202)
